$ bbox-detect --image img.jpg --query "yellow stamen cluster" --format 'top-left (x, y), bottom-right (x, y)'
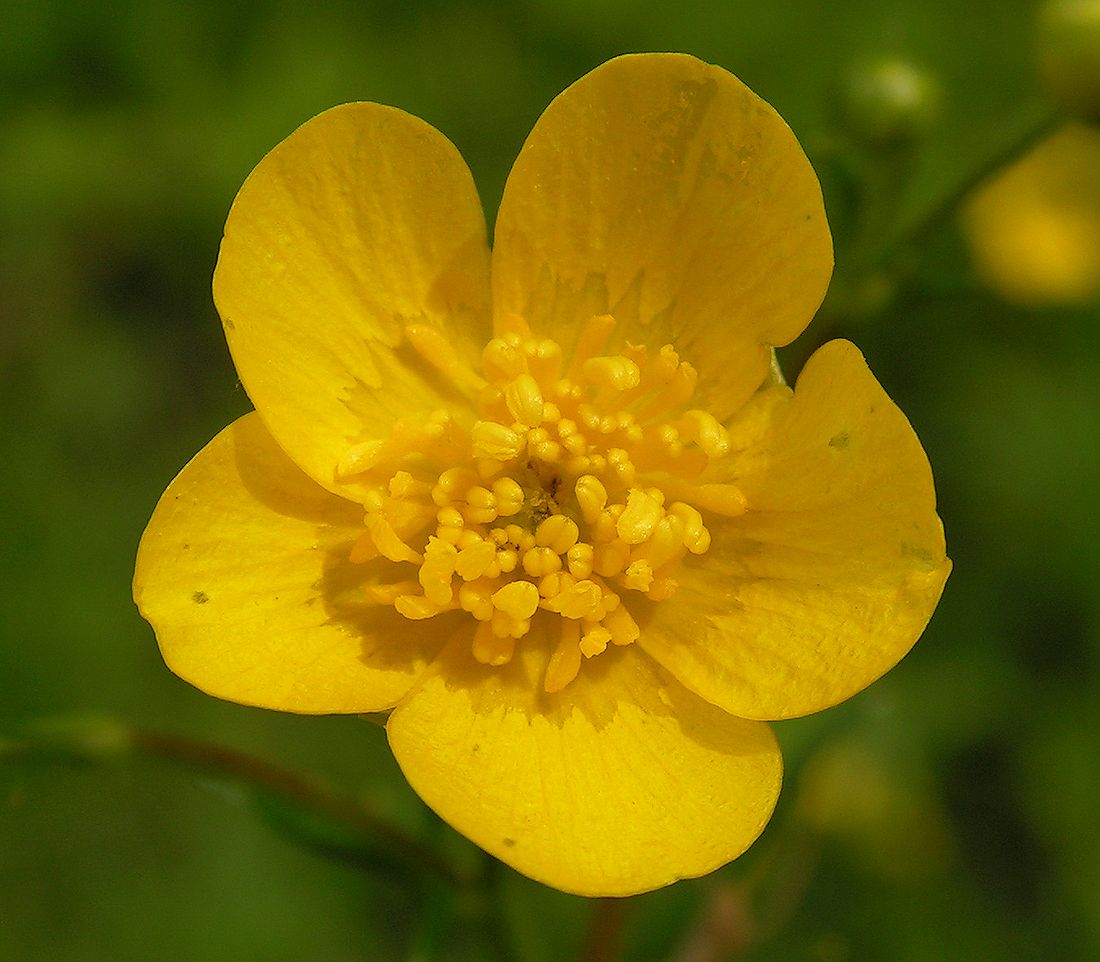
top-left (338, 314), bottom-right (746, 693)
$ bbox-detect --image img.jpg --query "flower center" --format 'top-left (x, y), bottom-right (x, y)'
top-left (336, 314), bottom-right (747, 693)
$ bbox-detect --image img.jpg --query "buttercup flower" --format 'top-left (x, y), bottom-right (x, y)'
top-left (134, 54), bottom-right (950, 897)
top-left (963, 123), bottom-right (1100, 306)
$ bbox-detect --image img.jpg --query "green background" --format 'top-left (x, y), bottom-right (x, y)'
top-left (3, 0), bottom-right (1098, 959)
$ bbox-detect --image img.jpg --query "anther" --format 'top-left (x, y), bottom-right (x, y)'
top-left (482, 338), bottom-right (526, 382)
top-left (535, 515), bottom-right (579, 554)
top-left (603, 604), bottom-right (640, 646)
top-left (579, 626), bottom-right (611, 658)
top-left (544, 621), bottom-right (583, 693)
top-left (364, 581), bottom-right (421, 605)
top-left (490, 477), bottom-right (524, 516)
top-left (419, 537), bottom-right (457, 605)
top-left (575, 475), bottom-right (607, 524)
top-left (541, 579), bottom-right (603, 619)
top-left (336, 440), bottom-right (384, 479)
top-left (679, 410), bottom-right (731, 458)
top-left (470, 421), bottom-right (525, 461)
top-left (667, 503), bottom-right (711, 553)
top-left (394, 594), bottom-right (448, 619)
top-left (664, 482), bottom-right (747, 518)
top-left (593, 540), bottom-right (630, 578)
top-left (504, 373), bottom-right (544, 427)
top-left (404, 324), bottom-right (486, 394)
top-left (582, 355), bottom-right (641, 391)
top-left (522, 546), bottom-right (562, 577)
top-left (492, 580), bottom-right (540, 623)
top-left (526, 339), bottom-right (563, 384)
top-left (472, 620), bottom-right (515, 666)
top-left (455, 540), bottom-right (497, 581)
top-left (622, 560), bottom-right (654, 592)
top-left (458, 579), bottom-right (496, 620)
top-left (388, 471), bottom-right (430, 500)
top-left (617, 489), bottom-right (663, 544)
top-left (566, 314), bottom-right (616, 378)
top-left (365, 514), bottom-right (422, 564)
top-left (566, 542), bottom-right (594, 578)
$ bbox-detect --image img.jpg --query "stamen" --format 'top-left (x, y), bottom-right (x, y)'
top-left (592, 539), bottom-right (630, 578)
top-left (419, 537), bottom-right (457, 605)
top-left (336, 440), bottom-right (385, 480)
top-left (666, 503), bottom-right (711, 553)
top-left (605, 449), bottom-right (636, 487)
top-left (541, 578), bottom-right (603, 619)
top-left (634, 513), bottom-right (688, 569)
top-left (526, 339), bottom-right (563, 385)
top-left (616, 489), bottom-right (663, 544)
top-left (535, 515), bottom-right (579, 554)
top-left (394, 594), bottom-right (450, 619)
top-left (582, 355), bottom-right (641, 391)
top-left (504, 373), bottom-right (545, 427)
top-left (635, 360), bottom-right (698, 419)
top-left (579, 625), bottom-right (611, 658)
top-left (566, 314), bottom-right (616, 378)
top-left (471, 421), bottom-right (525, 461)
top-left (364, 581), bottom-right (421, 605)
top-left (491, 477), bottom-right (524, 516)
top-left (678, 410), bottom-right (731, 458)
top-left (622, 560), bottom-right (654, 592)
top-left (663, 482), bottom-right (747, 518)
top-left (432, 467), bottom-right (479, 506)
top-left (455, 539), bottom-right (498, 580)
top-left (365, 514), bottom-right (422, 564)
top-left (566, 542), bottom-right (594, 578)
top-left (522, 546), bottom-right (562, 577)
top-left (492, 580), bottom-right (540, 622)
top-left (388, 470), bottom-right (431, 500)
top-left (575, 475), bottom-right (607, 524)
top-left (544, 620), bottom-right (583, 693)
top-left (497, 313), bottom-right (531, 338)
top-left (405, 324), bottom-right (486, 394)
top-left (339, 314), bottom-right (749, 693)
top-left (472, 620), bottom-right (515, 666)
top-left (482, 337), bottom-right (527, 382)
top-left (349, 531), bottom-right (379, 564)
top-left (603, 604), bottom-right (640, 646)
top-left (458, 579), bottom-right (496, 620)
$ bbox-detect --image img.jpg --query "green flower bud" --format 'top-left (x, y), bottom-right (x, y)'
top-left (1038, 0), bottom-right (1100, 123)
top-left (840, 57), bottom-right (941, 149)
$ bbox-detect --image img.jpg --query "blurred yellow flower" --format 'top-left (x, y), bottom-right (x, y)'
top-left (134, 54), bottom-right (950, 896)
top-left (963, 124), bottom-right (1100, 306)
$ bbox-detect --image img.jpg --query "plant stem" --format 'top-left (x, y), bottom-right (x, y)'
top-left (130, 727), bottom-right (466, 886)
top-left (3, 717), bottom-right (465, 888)
top-left (883, 108), bottom-right (1064, 263)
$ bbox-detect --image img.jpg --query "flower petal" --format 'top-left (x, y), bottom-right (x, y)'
top-left (638, 340), bottom-right (951, 720)
top-left (387, 635), bottom-right (782, 896)
top-left (213, 103), bottom-right (492, 498)
top-left (134, 413), bottom-right (445, 713)
top-left (492, 53), bottom-right (832, 418)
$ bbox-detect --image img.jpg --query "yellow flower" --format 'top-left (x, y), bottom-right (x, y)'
top-left (133, 54), bottom-right (950, 897)
top-left (963, 124), bottom-right (1100, 306)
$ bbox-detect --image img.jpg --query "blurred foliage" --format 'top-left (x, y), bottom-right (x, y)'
top-left (2, 0), bottom-right (1099, 960)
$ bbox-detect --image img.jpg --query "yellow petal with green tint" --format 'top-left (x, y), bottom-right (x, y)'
top-left (213, 103), bottom-right (492, 498)
top-left (638, 340), bottom-right (951, 720)
top-left (492, 53), bottom-right (833, 420)
top-left (134, 414), bottom-right (445, 713)
top-left (387, 635), bottom-right (782, 896)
